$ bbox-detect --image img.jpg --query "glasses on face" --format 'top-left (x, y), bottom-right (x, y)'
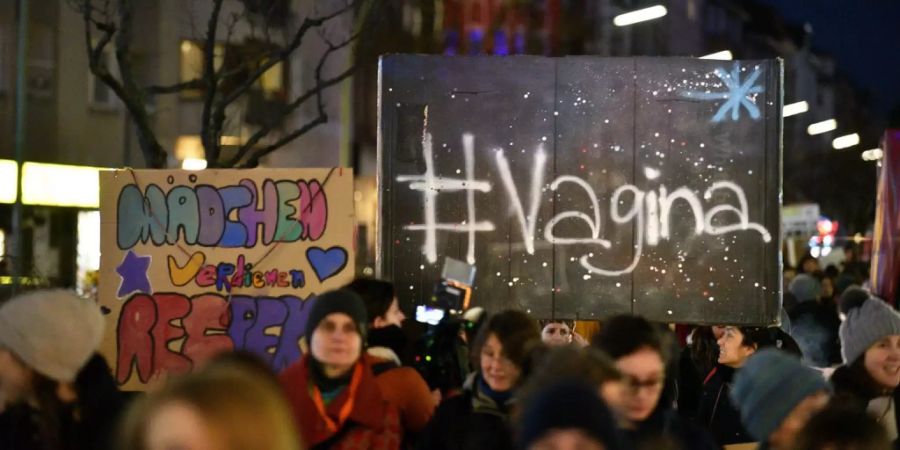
top-left (623, 375), bottom-right (665, 394)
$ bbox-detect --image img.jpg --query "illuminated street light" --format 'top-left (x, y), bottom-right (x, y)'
top-left (182, 158), bottom-right (208, 170)
top-left (807, 119), bottom-right (837, 135)
top-left (832, 133), bottom-right (860, 150)
top-left (862, 148), bottom-right (884, 161)
top-left (700, 50), bottom-right (733, 60)
top-left (614, 5), bottom-right (667, 27)
top-left (783, 101), bottom-right (809, 117)
top-left (21, 162), bottom-right (102, 208)
top-left (0, 160), bottom-right (16, 204)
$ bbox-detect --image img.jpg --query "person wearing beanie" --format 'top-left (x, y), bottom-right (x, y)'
top-left (730, 348), bottom-right (832, 450)
top-left (787, 273), bottom-right (842, 367)
top-left (517, 380), bottom-right (624, 450)
top-left (279, 289), bottom-right (402, 449)
top-left (789, 273), bottom-right (823, 303)
top-left (418, 310), bottom-right (542, 450)
top-left (0, 289), bottom-right (124, 450)
top-left (830, 287), bottom-right (900, 444)
top-left (345, 278), bottom-right (436, 441)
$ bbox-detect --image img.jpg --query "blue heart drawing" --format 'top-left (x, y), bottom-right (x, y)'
top-left (307, 246), bottom-right (348, 283)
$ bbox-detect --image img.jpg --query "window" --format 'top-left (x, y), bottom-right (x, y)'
top-left (179, 40), bottom-right (225, 99)
top-left (258, 59), bottom-right (285, 100)
top-left (88, 46), bottom-right (118, 109)
top-left (180, 39), bottom-right (288, 103)
top-left (29, 24), bottom-right (55, 99)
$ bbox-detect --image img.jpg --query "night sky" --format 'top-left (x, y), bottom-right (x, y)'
top-left (758, 0), bottom-right (900, 119)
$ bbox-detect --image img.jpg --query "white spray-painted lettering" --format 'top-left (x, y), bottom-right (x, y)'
top-left (495, 146), bottom-right (546, 255)
top-left (543, 176), bottom-right (612, 249)
top-left (397, 132), bottom-right (494, 264)
top-left (396, 134), bottom-right (771, 275)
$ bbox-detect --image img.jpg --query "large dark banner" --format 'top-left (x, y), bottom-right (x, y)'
top-left (378, 55), bottom-right (782, 325)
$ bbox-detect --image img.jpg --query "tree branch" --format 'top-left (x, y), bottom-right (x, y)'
top-left (143, 78), bottom-right (204, 95)
top-left (217, 1), bottom-right (357, 112)
top-left (230, 31), bottom-right (358, 168)
top-left (78, 0), bottom-right (167, 167)
top-left (114, 0), bottom-right (168, 167)
top-left (200, 0), bottom-right (226, 166)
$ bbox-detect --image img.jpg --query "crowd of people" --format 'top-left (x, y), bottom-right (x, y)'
top-left (0, 248), bottom-right (898, 450)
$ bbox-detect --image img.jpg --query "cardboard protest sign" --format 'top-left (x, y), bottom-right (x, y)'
top-left (100, 168), bottom-right (354, 390)
top-left (379, 55), bottom-right (782, 325)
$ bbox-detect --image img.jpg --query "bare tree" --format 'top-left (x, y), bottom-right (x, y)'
top-left (69, 0), bottom-right (370, 168)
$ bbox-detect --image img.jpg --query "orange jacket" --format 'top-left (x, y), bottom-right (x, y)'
top-left (279, 354), bottom-right (401, 450)
top-left (374, 362), bottom-right (436, 433)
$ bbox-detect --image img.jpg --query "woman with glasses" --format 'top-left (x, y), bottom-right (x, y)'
top-left (418, 310), bottom-right (541, 450)
top-left (593, 315), bottom-right (717, 450)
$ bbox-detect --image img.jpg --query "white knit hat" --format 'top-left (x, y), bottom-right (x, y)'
top-left (0, 290), bottom-right (105, 382)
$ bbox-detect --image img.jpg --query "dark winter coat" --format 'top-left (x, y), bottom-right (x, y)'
top-left (677, 344), bottom-right (715, 420)
top-left (788, 300), bottom-right (842, 367)
top-left (417, 375), bottom-right (515, 450)
top-left (831, 364), bottom-right (900, 448)
top-left (0, 354), bottom-right (125, 450)
top-left (625, 399), bottom-right (720, 450)
top-left (696, 365), bottom-right (754, 446)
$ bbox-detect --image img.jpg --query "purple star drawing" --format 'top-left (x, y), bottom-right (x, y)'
top-left (116, 250), bottom-right (152, 298)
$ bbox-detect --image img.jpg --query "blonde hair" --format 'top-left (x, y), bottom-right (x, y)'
top-left (117, 354), bottom-right (302, 450)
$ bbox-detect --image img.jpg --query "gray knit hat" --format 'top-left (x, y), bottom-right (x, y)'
top-left (730, 348), bottom-right (831, 442)
top-left (0, 290), bottom-right (105, 382)
top-left (839, 288), bottom-right (900, 364)
top-left (789, 274), bottom-right (822, 302)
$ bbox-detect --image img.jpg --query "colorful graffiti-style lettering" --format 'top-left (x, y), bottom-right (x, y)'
top-left (117, 179), bottom-right (329, 250)
top-left (116, 292), bottom-right (314, 385)
top-left (166, 253), bottom-right (311, 293)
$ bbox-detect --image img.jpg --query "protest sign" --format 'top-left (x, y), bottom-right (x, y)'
top-left (100, 168), bottom-right (354, 389)
top-left (379, 56), bottom-right (782, 325)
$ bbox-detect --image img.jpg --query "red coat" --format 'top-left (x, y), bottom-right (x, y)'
top-left (280, 354), bottom-right (402, 450)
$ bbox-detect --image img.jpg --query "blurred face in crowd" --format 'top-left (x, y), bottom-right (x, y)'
top-left (768, 391), bottom-right (830, 450)
top-left (480, 333), bottom-right (521, 392)
top-left (615, 347), bottom-right (665, 424)
top-left (310, 313), bottom-right (362, 376)
top-left (0, 348), bottom-right (33, 411)
top-left (864, 335), bottom-right (900, 390)
top-left (541, 322), bottom-right (573, 346)
top-left (373, 297), bottom-right (406, 329)
top-left (528, 430), bottom-right (606, 450)
top-left (821, 277), bottom-right (835, 300)
top-left (145, 401), bottom-right (219, 450)
top-left (599, 379), bottom-right (626, 421)
top-left (711, 326), bottom-right (726, 340)
top-left (717, 327), bottom-right (756, 368)
top-left (802, 258), bottom-right (819, 274)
